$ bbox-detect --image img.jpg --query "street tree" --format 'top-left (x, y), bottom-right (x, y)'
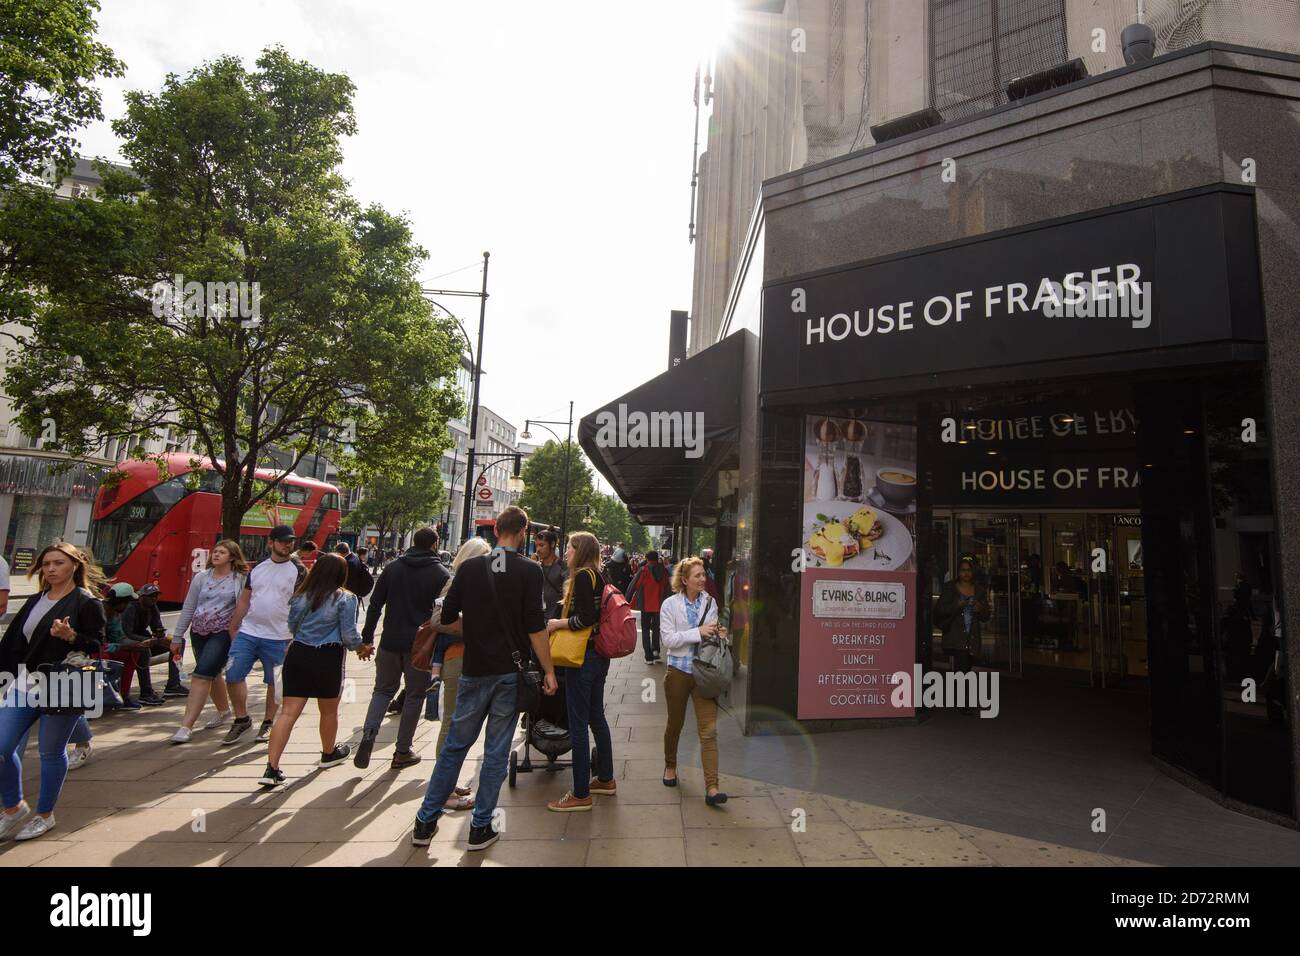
top-left (0, 0), bottom-right (123, 189)
top-left (517, 439), bottom-right (593, 531)
top-left (0, 47), bottom-right (464, 538)
top-left (342, 465), bottom-right (446, 551)
top-left (0, 0), bottom-right (122, 327)
top-left (585, 492), bottom-right (627, 546)
top-left (584, 492), bottom-right (651, 552)
top-left (627, 516), bottom-right (650, 552)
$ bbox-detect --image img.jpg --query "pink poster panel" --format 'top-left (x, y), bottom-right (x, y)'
top-left (797, 568), bottom-right (916, 720)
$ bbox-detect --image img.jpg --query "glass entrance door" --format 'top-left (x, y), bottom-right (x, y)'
top-left (1085, 514), bottom-right (1149, 690)
top-left (937, 511), bottom-right (1150, 690)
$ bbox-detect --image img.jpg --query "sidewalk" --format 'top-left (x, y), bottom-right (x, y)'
top-left (3, 612), bottom-right (1296, 866)
top-left (0, 650), bottom-right (1151, 869)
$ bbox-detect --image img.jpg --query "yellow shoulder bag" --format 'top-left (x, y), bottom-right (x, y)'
top-left (550, 568), bottom-right (596, 667)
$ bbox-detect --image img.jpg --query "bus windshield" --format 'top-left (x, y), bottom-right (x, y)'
top-left (90, 474), bottom-right (191, 573)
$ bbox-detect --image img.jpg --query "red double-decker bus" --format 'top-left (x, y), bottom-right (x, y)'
top-left (89, 453), bottom-right (342, 602)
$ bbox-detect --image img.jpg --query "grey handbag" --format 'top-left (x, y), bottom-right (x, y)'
top-left (692, 596), bottom-right (733, 699)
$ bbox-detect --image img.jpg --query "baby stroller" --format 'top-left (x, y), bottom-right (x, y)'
top-left (507, 669), bottom-right (598, 787)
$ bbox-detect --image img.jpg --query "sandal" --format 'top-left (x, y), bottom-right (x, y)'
top-left (443, 794), bottom-right (476, 812)
top-left (453, 785), bottom-right (471, 797)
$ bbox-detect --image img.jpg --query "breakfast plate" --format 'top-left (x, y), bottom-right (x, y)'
top-left (803, 500), bottom-right (913, 571)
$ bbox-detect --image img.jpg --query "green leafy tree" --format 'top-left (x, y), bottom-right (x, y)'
top-left (0, 47), bottom-right (464, 537)
top-left (342, 466), bottom-right (446, 551)
top-left (0, 0), bottom-right (122, 329)
top-left (0, 0), bottom-right (123, 189)
top-left (584, 492), bottom-right (629, 548)
top-left (517, 440), bottom-right (593, 531)
top-left (627, 519), bottom-right (650, 552)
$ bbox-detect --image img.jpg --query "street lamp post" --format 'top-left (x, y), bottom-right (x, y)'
top-left (468, 453), bottom-right (525, 537)
top-left (443, 453), bottom-right (464, 543)
top-left (422, 250), bottom-right (490, 546)
top-left (521, 400), bottom-right (574, 546)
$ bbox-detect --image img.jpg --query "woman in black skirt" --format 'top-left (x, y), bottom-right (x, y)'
top-left (259, 553), bottom-right (363, 787)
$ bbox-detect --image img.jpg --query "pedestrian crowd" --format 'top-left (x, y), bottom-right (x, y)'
top-left (0, 507), bottom-right (731, 851)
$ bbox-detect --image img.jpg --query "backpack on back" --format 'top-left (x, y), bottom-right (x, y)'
top-left (594, 580), bottom-right (637, 659)
top-left (350, 557), bottom-right (375, 598)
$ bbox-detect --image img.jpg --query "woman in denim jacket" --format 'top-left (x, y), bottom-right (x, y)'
top-left (259, 553), bottom-right (361, 788)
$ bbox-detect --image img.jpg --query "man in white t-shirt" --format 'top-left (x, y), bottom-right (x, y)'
top-left (222, 525), bottom-right (305, 746)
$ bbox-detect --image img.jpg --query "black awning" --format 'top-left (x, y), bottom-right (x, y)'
top-left (579, 331), bottom-right (747, 525)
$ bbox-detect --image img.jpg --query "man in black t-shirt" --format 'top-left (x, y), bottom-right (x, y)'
top-left (411, 506), bottom-right (556, 852)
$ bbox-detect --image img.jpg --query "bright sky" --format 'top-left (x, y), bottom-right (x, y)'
top-left (79, 0), bottom-right (736, 494)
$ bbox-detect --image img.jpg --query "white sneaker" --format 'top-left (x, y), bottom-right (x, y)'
top-left (66, 745), bottom-right (93, 770)
top-left (14, 813), bottom-right (55, 841)
top-left (170, 726), bottom-right (193, 745)
top-left (204, 709), bottom-right (233, 730)
top-left (0, 802), bottom-right (32, 840)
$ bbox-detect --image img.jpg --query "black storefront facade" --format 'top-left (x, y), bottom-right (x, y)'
top-left (582, 45), bottom-right (1300, 825)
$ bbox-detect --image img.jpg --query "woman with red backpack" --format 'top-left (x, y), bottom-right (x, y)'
top-left (627, 550), bottom-right (670, 664)
top-left (544, 531), bottom-right (616, 813)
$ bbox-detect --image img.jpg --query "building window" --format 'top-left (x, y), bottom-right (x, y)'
top-left (929, 0), bottom-right (1067, 121)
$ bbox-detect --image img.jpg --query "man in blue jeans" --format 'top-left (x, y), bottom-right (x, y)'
top-left (412, 506), bottom-right (556, 851)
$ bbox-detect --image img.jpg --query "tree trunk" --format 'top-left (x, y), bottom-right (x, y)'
top-left (221, 472), bottom-right (245, 541)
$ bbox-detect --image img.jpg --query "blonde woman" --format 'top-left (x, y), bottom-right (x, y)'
top-left (0, 544), bottom-right (108, 840)
top-left (660, 556), bottom-right (727, 806)
top-left (545, 532), bottom-right (615, 812)
top-left (540, 535), bottom-right (616, 811)
top-left (169, 540), bottom-right (249, 743)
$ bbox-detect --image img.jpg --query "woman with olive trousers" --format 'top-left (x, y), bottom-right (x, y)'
top-left (659, 556), bottom-right (727, 806)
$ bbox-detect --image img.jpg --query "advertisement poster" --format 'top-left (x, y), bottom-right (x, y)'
top-left (797, 416), bottom-right (918, 720)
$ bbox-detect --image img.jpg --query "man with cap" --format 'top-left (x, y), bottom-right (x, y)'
top-left (223, 525), bottom-right (306, 745)
top-left (104, 582), bottom-right (167, 707)
top-left (123, 582), bottom-right (187, 701)
top-left (100, 582), bottom-right (150, 707)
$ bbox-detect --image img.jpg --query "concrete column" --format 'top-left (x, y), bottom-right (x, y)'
top-left (64, 498), bottom-right (92, 548)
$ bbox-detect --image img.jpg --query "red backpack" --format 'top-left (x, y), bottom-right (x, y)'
top-left (594, 580), bottom-right (638, 658)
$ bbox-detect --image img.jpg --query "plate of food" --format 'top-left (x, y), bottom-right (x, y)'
top-left (804, 501), bottom-right (913, 571)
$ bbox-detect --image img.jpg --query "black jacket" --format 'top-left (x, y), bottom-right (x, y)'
top-left (0, 588), bottom-right (106, 674)
top-left (121, 601), bottom-right (165, 645)
top-left (362, 548), bottom-right (450, 653)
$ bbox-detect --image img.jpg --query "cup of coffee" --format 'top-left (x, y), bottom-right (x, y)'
top-left (876, 467), bottom-right (917, 508)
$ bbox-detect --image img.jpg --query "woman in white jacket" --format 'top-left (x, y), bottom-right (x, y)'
top-left (659, 556), bottom-right (727, 806)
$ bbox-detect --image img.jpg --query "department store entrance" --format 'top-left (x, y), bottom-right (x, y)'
top-left (930, 510), bottom-right (1148, 693)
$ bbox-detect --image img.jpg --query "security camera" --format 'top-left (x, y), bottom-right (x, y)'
top-left (1121, 23), bottom-right (1156, 65)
